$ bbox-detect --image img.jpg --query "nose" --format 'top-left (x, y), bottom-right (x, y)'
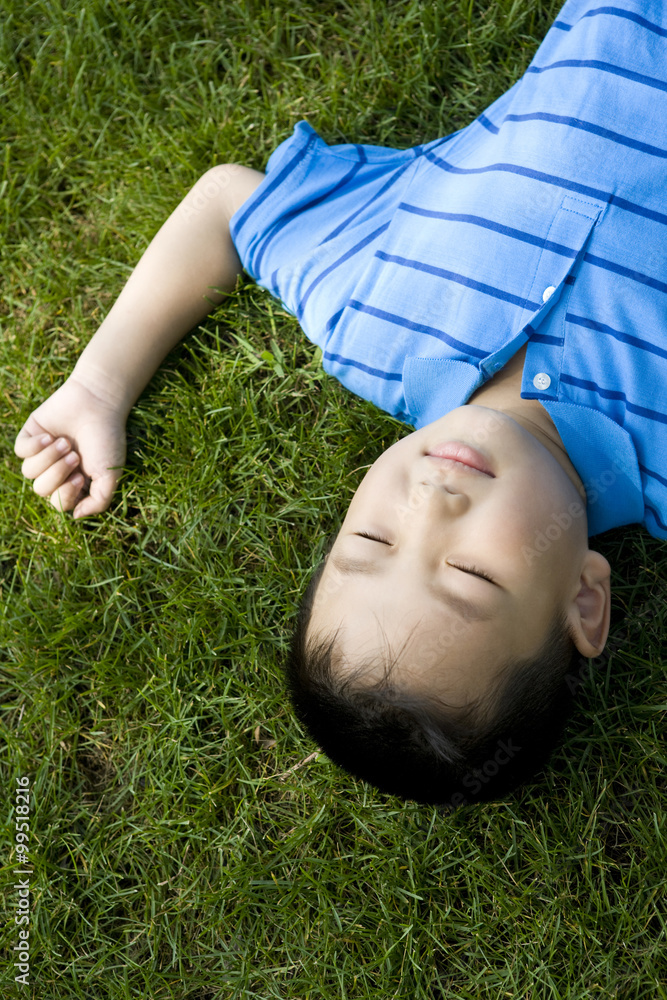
top-left (402, 477), bottom-right (470, 528)
top-left (396, 479), bottom-right (468, 571)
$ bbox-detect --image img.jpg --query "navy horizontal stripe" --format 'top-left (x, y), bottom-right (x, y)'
top-left (566, 313), bottom-right (667, 360)
top-left (531, 333), bottom-right (564, 346)
top-left (233, 132), bottom-right (316, 234)
top-left (502, 112), bottom-right (667, 160)
top-left (645, 505), bottom-right (667, 533)
top-left (375, 251), bottom-right (541, 309)
top-left (347, 300), bottom-right (488, 358)
top-left (583, 252), bottom-right (667, 296)
top-left (268, 266), bottom-right (281, 297)
top-left (323, 307), bottom-right (345, 335)
top-left (527, 59), bottom-right (667, 96)
top-left (478, 113), bottom-right (499, 134)
top-left (641, 464), bottom-right (667, 489)
top-left (424, 149), bottom-right (667, 228)
top-left (231, 9), bottom-right (667, 538)
top-left (555, 6), bottom-right (667, 38)
top-left (397, 204), bottom-right (579, 257)
top-left (581, 6), bottom-right (667, 38)
top-left (561, 374), bottom-right (667, 424)
top-left (253, 159), bottom-right (367, 274)
top-left (296, 221), bottom-right (390, 321)
top-left (321, 164), bottom-right (410, 244)
top-left (323, 350), bottom-right (402, 382)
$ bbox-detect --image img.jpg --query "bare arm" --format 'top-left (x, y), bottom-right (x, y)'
top-left (14, 164), bottom-right (264, 517)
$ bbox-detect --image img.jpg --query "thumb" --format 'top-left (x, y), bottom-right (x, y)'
top-left (72, 471), bottom-right (122, 519)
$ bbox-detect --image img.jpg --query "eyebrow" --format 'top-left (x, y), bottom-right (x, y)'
top-left (330, 555), bottom-right (496, 622)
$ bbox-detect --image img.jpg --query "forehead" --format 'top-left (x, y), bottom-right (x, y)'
top-left (308, 561), bottom-right (510, 706)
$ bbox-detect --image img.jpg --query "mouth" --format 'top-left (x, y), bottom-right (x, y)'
top-left (425, 441), bottom-right (495, 477)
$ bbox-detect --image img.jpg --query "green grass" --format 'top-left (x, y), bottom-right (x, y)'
top-left (1, 0), bottom-right (666, 997)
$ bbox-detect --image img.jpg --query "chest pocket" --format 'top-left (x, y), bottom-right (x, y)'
top-left (402, 193), bottom-right (606, 428)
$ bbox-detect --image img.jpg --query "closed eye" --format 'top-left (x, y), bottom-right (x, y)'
top-left (354, 536), bottom-right (496, 583)
top-left (356, 531), bottom-right (391, 545)
top-left (450, 563), bottom-right (497, 585)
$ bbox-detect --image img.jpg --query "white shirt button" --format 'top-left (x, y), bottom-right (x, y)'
top-left (533, 372), bottom-right (551, 391)
top-left (542, 285), bottom-right (556, 303)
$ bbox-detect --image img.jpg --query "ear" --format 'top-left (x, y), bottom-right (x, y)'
top-left (567, 550), bottom-right (612, 657)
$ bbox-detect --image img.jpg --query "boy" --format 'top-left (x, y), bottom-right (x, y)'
top-left (15, 0), bottom-right (667, 806)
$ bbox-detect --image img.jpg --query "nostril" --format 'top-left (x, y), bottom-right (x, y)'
top-left (420, 478), bottom-right (458, 496)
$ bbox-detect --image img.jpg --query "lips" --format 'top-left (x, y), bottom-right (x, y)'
top-left (426, 441), bottom-right (495, 477)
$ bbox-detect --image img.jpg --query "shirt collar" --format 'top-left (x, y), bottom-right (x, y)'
top-left (540, 400), bottom-right (644, 536)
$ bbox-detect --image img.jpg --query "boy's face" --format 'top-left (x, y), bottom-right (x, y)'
top-left (309, 406), bottom-right (609, 710)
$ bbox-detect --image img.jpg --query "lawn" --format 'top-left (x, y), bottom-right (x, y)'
top-left (1, 0), bottom-right (666, 997)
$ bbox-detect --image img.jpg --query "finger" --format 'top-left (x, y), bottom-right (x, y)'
top-left (72, 472), bottom-right (120, 519)
top-left (21, 437), bottom-right (73, 480)
top-left (31, 451), bottom-right (80, 498)
top-left (15, 426), bottom-right (55, 460)
top-left (49, 472), bottom-right (86, 513)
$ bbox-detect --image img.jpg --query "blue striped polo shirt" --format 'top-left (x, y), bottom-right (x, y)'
top-left (231, 0), bottom-right (667, 539)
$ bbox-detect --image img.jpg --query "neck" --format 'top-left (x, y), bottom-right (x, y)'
top-left (468, 344), bottom-right (586, 500)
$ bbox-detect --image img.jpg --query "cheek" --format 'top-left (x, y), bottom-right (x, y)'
top-left (491, 479), bottom-right (583, 568)
top-left (353, 458), bottom-right (408, 514)
top-left (481, 486), bottom-right (556, 549)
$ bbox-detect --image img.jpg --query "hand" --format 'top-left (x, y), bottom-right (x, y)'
top-left (14, 375), bottom-right (127, 518)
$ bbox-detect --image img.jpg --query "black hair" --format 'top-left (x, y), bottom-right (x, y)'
top-left (284, 562), bottom-right (581, 807)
